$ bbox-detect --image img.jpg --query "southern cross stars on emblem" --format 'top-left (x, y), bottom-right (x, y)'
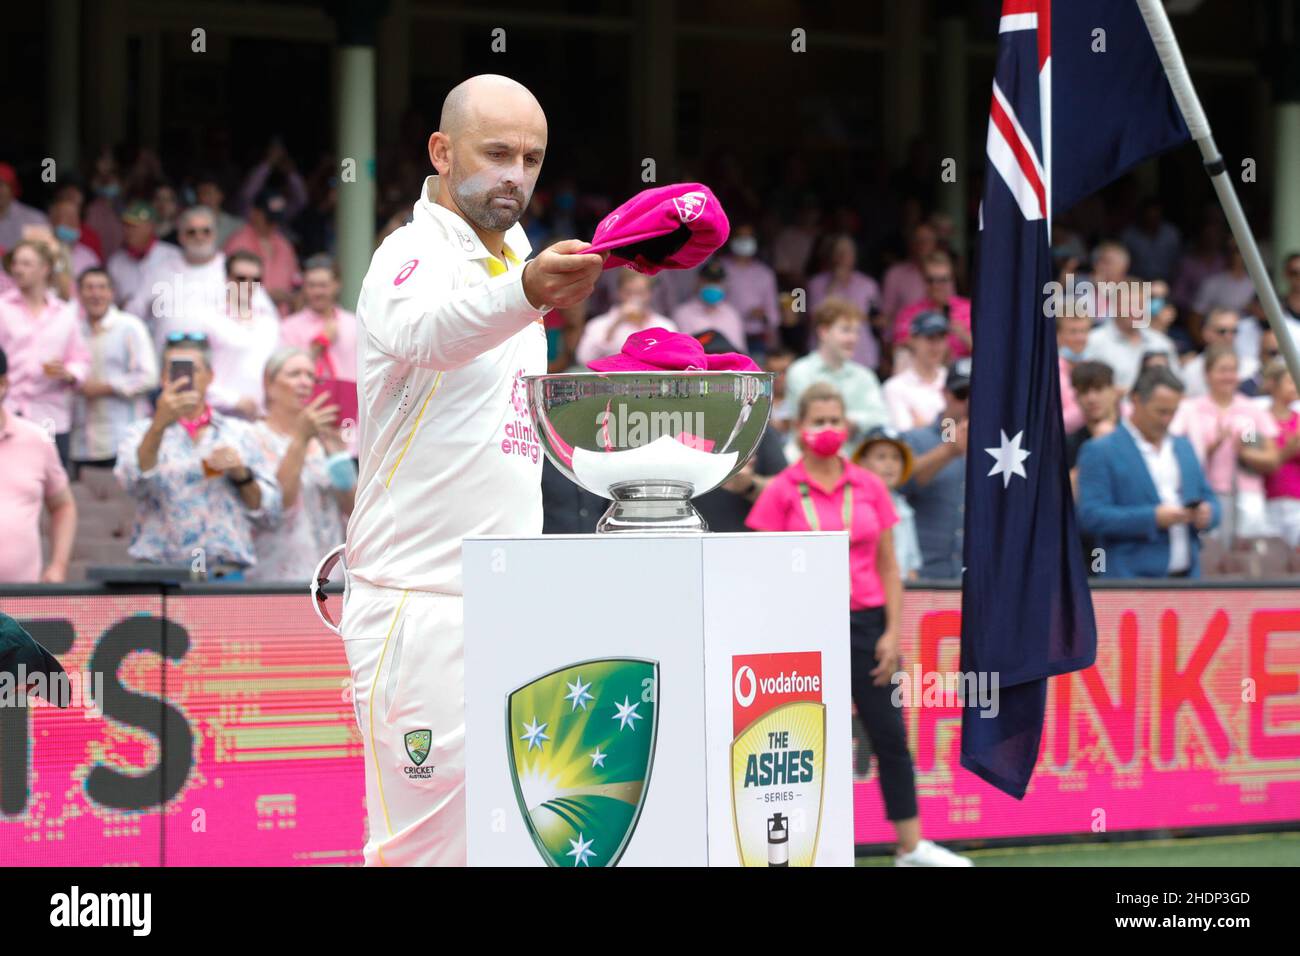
top-left (985, 429), bottom-right (1031, 488)
top-left (506, 659), bottom-right (658, 867)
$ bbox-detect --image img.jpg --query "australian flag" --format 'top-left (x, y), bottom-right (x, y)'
top-left (961, 0), bottom-right (1190, 798)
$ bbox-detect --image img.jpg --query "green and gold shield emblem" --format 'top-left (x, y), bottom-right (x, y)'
top-left (404, 729), bottom-right (431, 766)
top-left (506, 659), bottom-right (658, 867)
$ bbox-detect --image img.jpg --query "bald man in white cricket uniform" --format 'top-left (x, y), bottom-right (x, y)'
top-left (340, 74), bottom-right (606, 866)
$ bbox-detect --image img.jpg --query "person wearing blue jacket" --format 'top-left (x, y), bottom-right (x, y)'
top-left (1077, 365), bottom-right (1220, 578)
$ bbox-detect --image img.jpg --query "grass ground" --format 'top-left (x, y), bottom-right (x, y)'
top-left (856, 830), bottom-right (1300, 866)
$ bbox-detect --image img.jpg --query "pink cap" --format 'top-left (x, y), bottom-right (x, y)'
top-left (588, 327), bottom-right (760, 373)
top-left (583, 183), bottom-right (730, 275)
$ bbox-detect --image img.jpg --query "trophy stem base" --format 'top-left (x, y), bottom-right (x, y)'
top-left (596, 480), bottom-right (708, 534)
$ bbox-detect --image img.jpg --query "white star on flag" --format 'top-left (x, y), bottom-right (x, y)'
top-left (564, 676), bottom-right (594, 712)
top-left (612, 696), bottom-right (642, 731)
top-left (985, 429), bottom-right (1031, 488)
top-left (589, 746), bottom-right (607, 768)
top-left (567, 832), bottom-right (596, 866)
top-left (520, 716), bottom-right (550, 752)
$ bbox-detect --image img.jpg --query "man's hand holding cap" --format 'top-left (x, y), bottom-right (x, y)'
top-left (522, 239), bottom-right (608, 311)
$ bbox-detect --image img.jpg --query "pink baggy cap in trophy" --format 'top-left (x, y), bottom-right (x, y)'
top-left (588, 327), bottom-right (759, 373)
top-left (582, 183), bottom-right (730, 275)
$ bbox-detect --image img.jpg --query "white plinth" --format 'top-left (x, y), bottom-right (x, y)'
top-left (463, 532), bottom-right (854, 867)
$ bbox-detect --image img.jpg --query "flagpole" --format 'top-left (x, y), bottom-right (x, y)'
top-left (1136, 0), bottom-right (1300, 388)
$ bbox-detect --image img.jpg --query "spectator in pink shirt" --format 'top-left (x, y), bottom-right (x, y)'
top-left (807, 235), bottom-right (882, 370)
top-left (1057, 311), bottom-right (1091, 433)
top-left (0, 346), bottom-right (77, 583)
top-left (223, 189), bottom-right (302, 312)
top-left (720, 223), bottom-right (780, 357)
top-left (1260, 359), bottom-right (1300, 546)
top-left (880, 221), bottom-right (937, 334)
top-left (670, 260), bottom-right (745, 350)
top-left (576, 271), bottom-right (675, 367)
top-left (1177, 345), bottom-right (1280, 540)
top-left (84, 151), bottom-right (126, 260)
top-left (0, 240), bottom-right (91, 467)
top-left (48, 197), bottom-right (101, 279)
top-left (892, 251), bottom-right (972, 359)
top-left (279, 254), bottom-right (359, 383)
top-left (883, 311), bottom-right (950, 431)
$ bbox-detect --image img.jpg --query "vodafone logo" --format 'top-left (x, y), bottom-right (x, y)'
top-left (734, 666), bottom-right (757, 708)
top-left (731, 651), bottom-right (823, 737)
top-left (601, 213), bottom-right (620, 232)
top-left (673, 191), bottom-right (708, 223)
top-left (393, 259), bottom-right (419, 286)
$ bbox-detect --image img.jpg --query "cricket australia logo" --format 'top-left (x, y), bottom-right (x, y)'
top-left (506, 659), bottom-right (658, 867)
top-left (404, 729), bottom-right (434, 778)
top-left (672, 191), bottom-right (708, 223)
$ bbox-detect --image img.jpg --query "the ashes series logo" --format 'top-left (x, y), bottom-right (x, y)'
top-left (730, 652), bottom-right (825, 867)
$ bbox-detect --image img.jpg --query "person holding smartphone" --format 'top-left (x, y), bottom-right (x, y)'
top-left (745, 381), bottom-right (971, 866)
top-left (249, 347), bottom-right (354, 581)
top-left (114, 332), bottom-right (281, 578)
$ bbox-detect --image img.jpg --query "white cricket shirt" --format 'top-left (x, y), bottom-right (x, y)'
top-left (345, 175), bottom-right (549, 593)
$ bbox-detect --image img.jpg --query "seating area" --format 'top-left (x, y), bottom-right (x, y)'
top-left (39, 467), bottom-right (135, 581)
top-left (1198, 535), bottom-right (1300, 579)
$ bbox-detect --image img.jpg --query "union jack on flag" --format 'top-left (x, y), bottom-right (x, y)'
top-left (959, 0), bottom-right (1190, 799)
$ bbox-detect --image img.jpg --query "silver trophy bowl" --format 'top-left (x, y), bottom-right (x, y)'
top-left (525, 371), bottom-right (774, 533)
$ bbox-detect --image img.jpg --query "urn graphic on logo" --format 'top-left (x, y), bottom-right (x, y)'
top-left (506, 658), bottom-right (658, 867)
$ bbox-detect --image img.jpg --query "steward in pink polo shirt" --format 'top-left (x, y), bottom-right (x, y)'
top-left (0, 345), bottom-right (78, 583)
top-left (745, 380), bottom-right (970, 867)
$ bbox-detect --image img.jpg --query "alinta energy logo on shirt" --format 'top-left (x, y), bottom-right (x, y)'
top-left (501, 368), bottom-right (541, 463)
top-left (730, 651), bottom-right (825, 867)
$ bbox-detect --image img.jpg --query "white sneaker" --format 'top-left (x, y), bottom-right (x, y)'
top-left (895, 839), bottom-right (973, 867)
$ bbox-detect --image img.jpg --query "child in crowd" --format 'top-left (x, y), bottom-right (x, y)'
top-left (854, 427), bottom-right (921, 582)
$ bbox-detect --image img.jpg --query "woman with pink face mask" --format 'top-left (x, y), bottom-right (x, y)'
top-left (745, 381), bottom-right (971, 866)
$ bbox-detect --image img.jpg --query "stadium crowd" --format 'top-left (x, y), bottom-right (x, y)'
top-left (2, 144), bottom-right (1299, 584)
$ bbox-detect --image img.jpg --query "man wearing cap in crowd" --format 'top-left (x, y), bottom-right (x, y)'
top-left (0, 346), bottom-right (78, 584)
top-left (670, 259), bottom-right (747, 350)
top-left (106, 201), bottom-right (184, 320)
top-left (333, 74), bottom-right (607, 867)
top-left (0, 163), bottom-right (49, 253)
top-left (883, 310), bottom-right (950, 431)
top-left (898, 357), bottom-right (971, 580)
top-left (891, 250), bottom-right (971, 367)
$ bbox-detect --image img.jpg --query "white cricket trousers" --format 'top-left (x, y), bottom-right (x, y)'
top-left (340, 579), bottom-right (466, 866)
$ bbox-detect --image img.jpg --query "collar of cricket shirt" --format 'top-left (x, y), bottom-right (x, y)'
top-left (416, 175), bottom-right (533, 267)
